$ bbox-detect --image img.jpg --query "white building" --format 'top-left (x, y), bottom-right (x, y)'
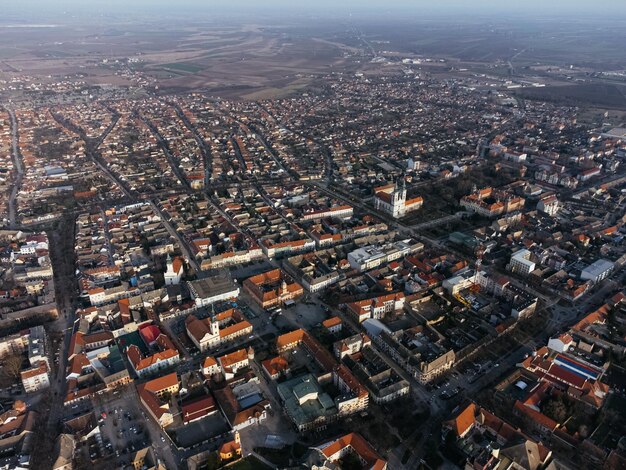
top-left (407, 157), bottom-right (423, 171)
top-left (302, 205), bottom-right (353, 221)
top-left (581, 259), bottom-right (614, 283)
top-left (164, 254), bottom-right (184, 286)
top-left (373, 180), bottom-right (423, 218)
top-left (188, 276), bottom-right (240, 307)
top-left (508, 249), bottom-right (536, 276)
top-left (28, 325), bottom-right (48, 368)
top-left (202, 356), bottom-right (220, 377)
top-left (347, 240), bottom-right (422, 272)
top-left (21, 361), bottom-right (50, 393)
top-left (547, 333), bottom-right (575, 353)
top-left (537, 195), bottom-right (559, 216)
top-left (442, 270), bottom-right (475, 296)
top-left (504, 151), bottom-right (528, 163)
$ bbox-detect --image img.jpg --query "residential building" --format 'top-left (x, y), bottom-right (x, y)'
top-left (346, 293), bottom-right (405, 323)
top-left (308, 432), bottom-right (387, 470)
top-left (537, 194), bottom-right (559, 216)
top-left (243, 268), bottom-right (303, 309)
top-left (137, 373), bottom-right (179, 428)
top-left (580, 259), bottom-right (614, 283)
top-left (21, 361), bottom-right (50, 393)
top-left (126, 332), bottom-right (180, 378)
top-left (322, 316), bottom-right (343, 334)
top-left (508, 249), bottom-right (536, 275)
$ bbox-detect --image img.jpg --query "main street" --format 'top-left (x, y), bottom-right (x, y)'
top-left (51, 110), bottom-right (133, 199)
top-left (5, 108), bottom-right (24, 228)
top-left (138, 111), bottom-right (192, 192)
top-left (148, 200), bottom-right (201, 274)
top-left (165, 100), bottom-right (213, 188)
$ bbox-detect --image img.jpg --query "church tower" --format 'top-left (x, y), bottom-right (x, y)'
top-left (392, 177), bottom-right (407, 217)
top-left (210, 304), bottom-right (219, 336)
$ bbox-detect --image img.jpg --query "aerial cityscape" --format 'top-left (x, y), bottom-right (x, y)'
top-left (1, 1), bottom-right (626, 469)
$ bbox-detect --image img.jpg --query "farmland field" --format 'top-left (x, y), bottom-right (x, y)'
top-left (514, 84), bottom-right (626, 110)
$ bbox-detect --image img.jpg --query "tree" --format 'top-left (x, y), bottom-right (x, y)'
top-left (205, 452), bottom-right (220, 470)
top-left (2, 354), bottom-right (24, 382)
top-left (542, 396), bottom-right (570, 423)
top-left (339, 452), bottom-right (364, 470)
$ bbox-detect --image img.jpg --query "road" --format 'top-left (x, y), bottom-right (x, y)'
top-left (27, 216), bottom-right (81, 468)
top-left (166, 101), bottom-right (213, 188)
top-left (138, 112), bottom-right (191, 191)
top-left (409, 213), bottom-right (462, 231)
top-left (148, 200), bottom-right (201, 273)
top-left (5, 108), bottom-right (24, 228)
top-left (255, 102), bottom-right (334, 181)
top-left (99, 208), bottom-right (115, 265)
top-left (51, 110), bottom-right (133, 199)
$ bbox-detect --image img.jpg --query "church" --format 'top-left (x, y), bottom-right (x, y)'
top-left (163, 254), bottom-right (184, 286)
top-left (373, 179), bottom-right (423, 218)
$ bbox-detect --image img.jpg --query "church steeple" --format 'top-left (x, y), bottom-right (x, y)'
top-left (210, 304), bottom-right (219, 335)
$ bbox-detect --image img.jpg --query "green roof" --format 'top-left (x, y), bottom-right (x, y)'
top-left (277, 374), bottom-right (337, 428)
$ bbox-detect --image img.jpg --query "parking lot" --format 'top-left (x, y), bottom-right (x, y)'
top-left (282, 298), bottom-right (328, 329)
top-left (89, 386), bottom-right (177, 469)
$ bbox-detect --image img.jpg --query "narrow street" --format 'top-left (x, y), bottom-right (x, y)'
top-left (138, 112), bottom-right (191, 192)
top-left (51, 110), bottom-right (132, 199)
top-left (166, 101), bottom-right (213, 188)
top-left (6, 108), bottom-right (24, 228)
top-left (148, 200), bottom-right (201, 273)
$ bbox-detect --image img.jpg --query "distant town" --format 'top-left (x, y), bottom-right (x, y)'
top-left (0, 4), bottom-right (626, 470)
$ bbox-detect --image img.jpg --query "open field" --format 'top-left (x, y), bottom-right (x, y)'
top-left (514, 83), bottom-right (626, 110)
top-left (0, 11), bottom-right (626, 101)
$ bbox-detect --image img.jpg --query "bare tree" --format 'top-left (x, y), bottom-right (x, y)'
top-left (1, 354), bottom-right (24, 383)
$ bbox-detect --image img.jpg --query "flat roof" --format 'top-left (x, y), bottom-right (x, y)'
top-left (188, 275), bottom-right (238, 298)
top-left (602, 127), bottom-right (626, 138)
top-left (582, 259), bottom-right (614, 276)
top-left (277, 374), bottom-right (337, 428)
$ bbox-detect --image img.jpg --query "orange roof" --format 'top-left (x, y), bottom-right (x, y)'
top-left (202, 356), bottom-right (217, 369)
top-left (68, 353), bottom-right (90, 376)
top-left (246, 268), bottom-right (282, 286)
top-left (513, 401), bottom-right (558, 431)
top-left (21, 361), bottom-right (48, 380)
top-left (322, 316), bottom-right (342, 329)
top-left (276, 329), bottom-right (306, 351)
top-left (127, 344), bottom-right (179, 372)
top-left (142, 372), bottom-right (178, 393)
top-left (219, 320), bottom-right (252, 339)
top-left (84, 265), bottom-right (120, 275)
top-left (262, 356), bottom-right (290, 377)
top-left (137, 384), bottom-right (170, 420)
top-left (405, 196), bottom-right (423, 206)
top-left (218, 348), bottom-right (248, 369)
top-left (451, 403), bottom-right (476, 437)
top-left (219, 439), bottom-right (241, 457)
top-left (172, 257), bottom-right (183, 274)
top-left (573, 303), bottom-right (609, 332)
top-left (321, 432), bottom-right (386, 470)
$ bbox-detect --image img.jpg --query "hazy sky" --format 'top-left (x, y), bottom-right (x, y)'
top-left (5, 0), bottom-right (626, 19)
